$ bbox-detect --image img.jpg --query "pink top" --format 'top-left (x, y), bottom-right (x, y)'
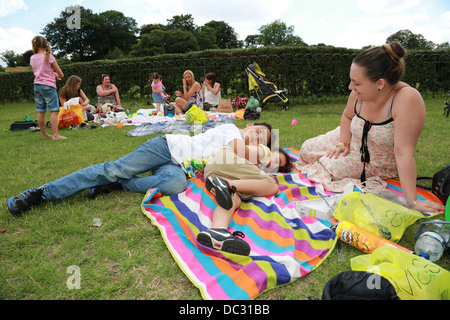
top-left (151, 80), bottom-right (163, 92)
top-left (30, 54), bottom-right (56, 88)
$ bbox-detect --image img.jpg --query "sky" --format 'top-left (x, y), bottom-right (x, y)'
top-left (0, 0), bottom-right (449, 66)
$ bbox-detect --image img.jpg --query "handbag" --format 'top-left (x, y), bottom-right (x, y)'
top-left (58, 104), bottom-right (85, 129)
top-left (417, 164), bottom-right (450, 204)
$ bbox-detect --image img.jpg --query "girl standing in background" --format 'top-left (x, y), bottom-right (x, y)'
top-left (30, 36), bottom-right (66, 140)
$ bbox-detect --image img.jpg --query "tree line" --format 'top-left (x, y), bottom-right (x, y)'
top-left (1, 6), bottom-right (449, 68)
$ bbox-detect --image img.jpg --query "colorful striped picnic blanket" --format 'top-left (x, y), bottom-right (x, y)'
top-left (140, 148), bottom-right (441, 300)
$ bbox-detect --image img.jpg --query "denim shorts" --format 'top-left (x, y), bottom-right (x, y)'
top-left (34, 84), bottom-right (60, 112)
top-left (152, 92), bottom-right (163, 103)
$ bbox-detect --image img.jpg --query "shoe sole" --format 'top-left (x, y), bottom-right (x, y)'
top-left (197, 232), bottom-right (251, 256)
top-left (205, 177), bottom-right (234, 210)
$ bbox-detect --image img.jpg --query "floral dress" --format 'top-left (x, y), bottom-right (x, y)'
top-left (188, 82), bottom-right (203, 109)
top-left (295, 95), bottom-right (400, 192)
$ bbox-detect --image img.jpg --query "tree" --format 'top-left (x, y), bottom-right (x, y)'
top-left (386, 29), bottom-right (435, 50)
top-left (244, 35), bottom-right (260, 48)
top-left (167, 14), bottom-right (197, 33)
top-left (258, 20), bottom-right (307, 47)
top-left (204, 21), bottom-right (241, 49)
top-left (130, 28), bottom-right (199, 57)
top-left (41, 6), bottom-right (137, 61)
top-left (1, 50), bottom-right (20, 67)
top-left (195, 26), bottom-right (218, 51)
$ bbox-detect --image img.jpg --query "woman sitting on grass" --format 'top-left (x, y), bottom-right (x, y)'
top-left (295, 41), bottom-right (445, 214)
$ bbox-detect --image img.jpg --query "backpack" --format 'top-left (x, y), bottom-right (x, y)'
top-left (417, 164), bottom-right (450, 205)
top-left (321, 271), bottom-right (400, 300)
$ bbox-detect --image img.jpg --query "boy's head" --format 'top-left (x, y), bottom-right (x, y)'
top-left (264, 149), bottom-right (293, 174)
top-left (242, 122), bottom-right (273, 148)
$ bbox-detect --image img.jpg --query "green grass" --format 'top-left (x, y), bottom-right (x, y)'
top-left (0, 98), bottom-right (448, 300)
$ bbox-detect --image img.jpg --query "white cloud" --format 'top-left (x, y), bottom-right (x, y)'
top-left (0, 26), bottom-right (35, 53)
top-left (0, 0), bottom-right (28, 17)
top-left (357, 0), bottom-right (420, 13)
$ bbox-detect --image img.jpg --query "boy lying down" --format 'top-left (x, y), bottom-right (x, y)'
top-left (197, 142), bottom-right (293, 256)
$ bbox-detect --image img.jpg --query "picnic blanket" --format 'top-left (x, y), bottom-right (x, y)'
top-left (140, 148), bottom-right (442, 300)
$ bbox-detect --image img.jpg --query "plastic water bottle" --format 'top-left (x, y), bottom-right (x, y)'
top-left (414, 220), bottom-right (450, 261)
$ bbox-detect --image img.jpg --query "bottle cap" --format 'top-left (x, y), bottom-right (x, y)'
top-left (418, 252), bottom-right (430, 260)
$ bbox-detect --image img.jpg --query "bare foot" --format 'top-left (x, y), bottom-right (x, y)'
top-left (42, 134), bottom-right (52, 139)
top-left (52, 135), bottom-right (68, 140)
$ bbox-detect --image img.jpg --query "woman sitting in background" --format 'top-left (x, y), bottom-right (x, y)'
top-left (202, 73), bottom-right (221, 110)
top-left (96, 74), bottom-right (123, 113)
top-left (173, 70), bottom-right (203, 114)
top-left (59, 75), bottom-right (95, 120)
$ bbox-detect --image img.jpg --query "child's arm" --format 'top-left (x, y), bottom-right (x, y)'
top-left (229, 139), bottom-right (260, 165)
top-left (52, 61), bottom-right (64, 80)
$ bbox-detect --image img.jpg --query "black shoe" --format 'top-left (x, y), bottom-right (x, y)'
top-left (87, 182), bottom-right (123, 200)
top-left (197, 228), bottom-right (251, 256)
top-left (7, 187), bottom-right (44, 217)
top-left (205, 177), bottom-right (236, 210)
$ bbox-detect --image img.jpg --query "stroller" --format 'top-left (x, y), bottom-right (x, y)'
top-left (245, 62), bottom-right (289, 111)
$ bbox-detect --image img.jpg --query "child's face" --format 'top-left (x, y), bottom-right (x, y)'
top-left (242, 125), bottom-right (270, 146)
top-left (153, 78), bottom-right (160, 83)
top-left (265, 151), bottom-right (287, 172)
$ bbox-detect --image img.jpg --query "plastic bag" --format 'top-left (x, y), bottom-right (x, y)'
top-left (333, 192), bottom-right (424, 242)
top-left (58, 104), bottom-right (85, 129)
top-left (351, 246), bottom-right (450, 300)
top-left (185, 105), bottom-right (208, 125)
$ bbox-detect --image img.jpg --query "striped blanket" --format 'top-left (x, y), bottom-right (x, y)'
top-left (140, 148), bottom-right (441, 300)
top-left (141, 148), bottom-right (338, 300)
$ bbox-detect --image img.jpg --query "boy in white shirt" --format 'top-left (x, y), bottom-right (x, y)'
top-left (8, 123), bottom-right (273, 217)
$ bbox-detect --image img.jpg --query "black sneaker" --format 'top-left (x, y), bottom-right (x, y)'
top-left (205, 177), bottom-right (236, 210)
top-left (87, 182), bottom-right (123, 200)
top-left (197, 228), bottom-right (251, 256)
top-left (7, 187), bottom-right (44, 217)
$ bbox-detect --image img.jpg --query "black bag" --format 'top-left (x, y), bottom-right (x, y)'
top-left (321, 271), bottom-right (400, 300)
top-left (164, 104), bottom-right (175, 116)
top-left (9, 120), bottom-right (38, 131)
top-left (243, 107), bottom-right (260, 120)
top-left (417, 164), bottom-right (450, 205)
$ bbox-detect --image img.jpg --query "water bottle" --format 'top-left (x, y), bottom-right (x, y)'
top-left (414, 220), bottom-right (450, 261)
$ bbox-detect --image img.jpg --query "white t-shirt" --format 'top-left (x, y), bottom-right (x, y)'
top-left (204, 83), bottom-right (221, 106)
top-left (166, 123), bottom-right (242, 166)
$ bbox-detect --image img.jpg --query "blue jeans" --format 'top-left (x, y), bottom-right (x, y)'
top-left (43, 136), bottom-right (187, 201)
top-left (34, 84), bottom-right (60, 112)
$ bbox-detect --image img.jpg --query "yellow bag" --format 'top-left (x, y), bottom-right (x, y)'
top-left (333, 192), bottom-right (424, 242)
top-left (351, 246), bottom-right (450, 300)
top-left (185, 105), bottom-right (208, 125)
top-left (58, 104), bottom-right (85, 129)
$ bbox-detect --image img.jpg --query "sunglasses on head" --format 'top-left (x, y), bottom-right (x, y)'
top-left (100, 74), bottom-right (109, 81)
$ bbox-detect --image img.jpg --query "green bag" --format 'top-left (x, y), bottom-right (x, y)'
top-left (246, 96), bottom-right (259, 109)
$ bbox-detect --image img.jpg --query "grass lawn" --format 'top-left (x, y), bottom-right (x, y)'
top-left (0, 96), bottom-right (448, 300)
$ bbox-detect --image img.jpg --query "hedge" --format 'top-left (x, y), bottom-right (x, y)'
top-left (1, 46), bottom-right (448, 104)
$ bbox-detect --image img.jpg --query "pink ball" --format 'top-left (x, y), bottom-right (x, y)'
top-left (291, 119), bottom-right (298, 126)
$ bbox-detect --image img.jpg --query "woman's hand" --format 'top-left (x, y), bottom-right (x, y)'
top-left (327, 143), bottom-right (350, 158)
top-left (412, 199), bottom-right (445, 214)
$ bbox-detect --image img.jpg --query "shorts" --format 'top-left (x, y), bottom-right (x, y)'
top-left (204, 146), bottom-right (275, 199)
top-left (34, 84), bottom-right (60, 112)
top-left (152, 92), bottom-right (163, 103)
